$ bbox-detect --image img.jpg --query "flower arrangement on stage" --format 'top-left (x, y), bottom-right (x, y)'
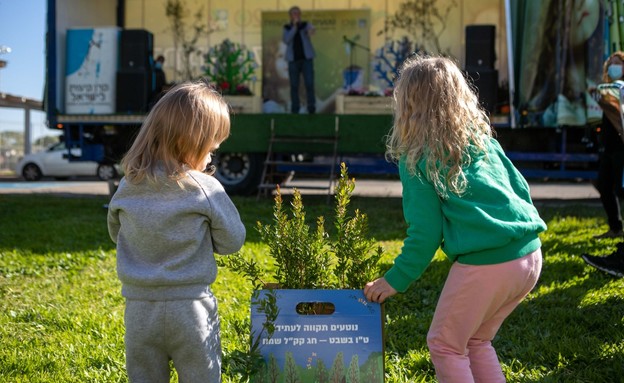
top-left (203, 39), bottom-right (257, 95)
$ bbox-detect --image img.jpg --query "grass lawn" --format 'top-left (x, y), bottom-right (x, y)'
top-left (1, 193), bottom-right (623, 382)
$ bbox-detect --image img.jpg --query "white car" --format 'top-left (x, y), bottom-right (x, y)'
top-left (16, 141), bottom-right (118, 181)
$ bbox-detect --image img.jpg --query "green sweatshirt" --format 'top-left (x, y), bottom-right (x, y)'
top-left (384, 137), bottom-right (547, 293)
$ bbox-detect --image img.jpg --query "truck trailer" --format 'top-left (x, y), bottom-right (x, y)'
top-left (46, 0), bottom-right (611, 194)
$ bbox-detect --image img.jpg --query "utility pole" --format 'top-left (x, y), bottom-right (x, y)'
top-left (0, 45), bottom-right (10, 169)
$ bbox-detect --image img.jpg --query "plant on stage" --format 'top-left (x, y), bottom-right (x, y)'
top-left (380, 0), bottom-right (458, 54)
top-left (165, 0), bottom-right (214, 81)
top-left (203, 39), bottom-right (257, 95)
top-left (373, 0), bottom-right (458, 90)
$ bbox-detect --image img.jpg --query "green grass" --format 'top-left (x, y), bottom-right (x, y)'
top-left (1, 194), bottom-right (623, 382)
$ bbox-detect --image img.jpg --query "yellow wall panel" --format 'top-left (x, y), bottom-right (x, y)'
top-left (124, 0), bottom-right (509, 86)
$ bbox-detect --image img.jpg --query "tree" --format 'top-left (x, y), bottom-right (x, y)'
top-left (0, 131), bottom-right (24, 150)
top-left (34, 135), bottom-right (61, 147)
top-left (283, 352), bottom-right (301, 383)
top-left (315, 358), bottom-right (329, 383)
top-left (373, 0), bottom-right (458, 89)
top-left (329, 352), bottom-right (345, 383)
top-left (347, 355), bottom-right (360, 383)
top-left (165, 0), bottom-right (214, 81)
top-left (267, 353), bottom-right (280, 383)
top-left (332, 164), bottom-right (384, 289)
top-left (380, 0), bottom-right (458, 54)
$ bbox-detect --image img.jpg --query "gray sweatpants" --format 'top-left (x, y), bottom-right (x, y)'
top-left (124, 295), bottom-right (221, 383)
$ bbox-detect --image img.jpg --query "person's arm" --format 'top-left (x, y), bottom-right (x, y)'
top-left (305, 21), bottom-right (315, 36)
top-left (207, 187), bottom-right (246, 255)
top-left (365, 162), bottom-right (443, 302)
top-left (283, 24), bottom-right (297, 44)
top-left (599, 93), bottom-right (624, 137)
top-left (107, 206), bottom-right (120, 244)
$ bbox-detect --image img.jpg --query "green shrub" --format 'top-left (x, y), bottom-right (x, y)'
top-left (218, 163), bottom-right (385, 380)
top-left (220, 163), bottom-right (384, 290)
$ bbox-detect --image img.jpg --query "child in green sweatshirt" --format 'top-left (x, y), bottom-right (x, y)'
top-left (364, 55), bottom-right (546, 383)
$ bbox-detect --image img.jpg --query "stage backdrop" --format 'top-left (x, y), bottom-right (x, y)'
top-left (261, 9), bottom-right (371, 114)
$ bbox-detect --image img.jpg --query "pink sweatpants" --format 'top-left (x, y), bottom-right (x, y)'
top-left (426, 248), bottom-right (542, 383)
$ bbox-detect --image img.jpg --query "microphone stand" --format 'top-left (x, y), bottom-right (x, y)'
top-left (343, 35), bottom-right (370, 92)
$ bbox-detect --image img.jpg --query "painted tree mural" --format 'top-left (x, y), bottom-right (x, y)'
top-left (267, 354), bottom-right (280, 383)
top-left (284, 352), bottom-right (302, 383)
top-left (347, 355), bottom-right (360, 383)
top-left (329, 352), bottom-right (345, 383)
top-left (315, 358), bottom-right (329, 383)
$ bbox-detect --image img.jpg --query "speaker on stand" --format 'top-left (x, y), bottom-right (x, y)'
top-left (116, 29), bottom-right (154, 113)
top-left (464, 25), bottom-right (498, 114)
top-left (465, 69), bottom-right (498, 114)
top-left (119, 29), bottom-right (153, 70)
top-left (116, 70), bottom-right (152, 113)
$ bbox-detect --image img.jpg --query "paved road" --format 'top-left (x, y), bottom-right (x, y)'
top-left (0, 175), bottom-right (600, 203)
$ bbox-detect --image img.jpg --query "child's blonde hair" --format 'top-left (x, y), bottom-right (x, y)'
top-left (386, 54), bottom-right (492, 197)
top-left (121, 81), bottom-right (230, 184)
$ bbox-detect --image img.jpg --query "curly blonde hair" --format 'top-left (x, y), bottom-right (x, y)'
top-left (121, 81), bottom-right (230, 184)
top-left (386, 54), bottom-right (492, 197)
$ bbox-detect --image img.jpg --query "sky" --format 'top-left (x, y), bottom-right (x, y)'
top-left (0, 0), bottom-right (51, 140)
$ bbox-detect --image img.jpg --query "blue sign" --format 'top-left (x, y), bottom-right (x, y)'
top-left (251, 289), bottom-right (384, 382)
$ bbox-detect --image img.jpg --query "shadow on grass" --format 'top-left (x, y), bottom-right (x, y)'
top-left (1, 195), bottom-right (114, 253)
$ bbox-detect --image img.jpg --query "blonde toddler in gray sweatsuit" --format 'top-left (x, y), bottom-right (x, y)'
top-left (107, 82), bottom-right (245, 383)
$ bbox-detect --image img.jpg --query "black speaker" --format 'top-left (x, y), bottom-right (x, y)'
top-left (465, 25), bottom-right (496, 69)
top-left (116, 70), bottom-right (153, 113)
top-left (465, 69), bottom-right (498, 113)
top-left (119, 29), bottom-right (153, 70)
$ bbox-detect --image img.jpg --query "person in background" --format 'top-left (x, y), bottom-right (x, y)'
top-left (154, 55), bottom-right (167, 91)
top-left (591, 51), bottom-right (624, 239)
top-left (283, 5), bottom-right (316, 114)
top-left (581, 51), bottom-right (624, 277)
top-left (107, 81), bottom-right (246, 382)
top-left (150, 55), bottom-right (167, 107)
top-left (364, 54), bottom-right (546, 382)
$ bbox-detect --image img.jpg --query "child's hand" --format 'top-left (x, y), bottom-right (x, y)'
top-left (364, 278), bottom-right (397, 303)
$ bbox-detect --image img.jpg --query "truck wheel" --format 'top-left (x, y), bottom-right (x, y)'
top-left (97, 164), bottom-right (118, 181)
top-left (214, 152), bottom-right (263, 195)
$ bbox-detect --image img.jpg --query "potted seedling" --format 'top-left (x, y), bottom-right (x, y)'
top-left (220, 163), bottom-right (386, 382)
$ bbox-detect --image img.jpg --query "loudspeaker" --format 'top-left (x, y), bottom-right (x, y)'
top-left (119, 29), bottom-right (153, 70)
top-left (465, 69), bottom-right (498, 113)
top-left (116, 70), bottom-right (153, 113)
top-left (465, 25), bottom-right (496, 69)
